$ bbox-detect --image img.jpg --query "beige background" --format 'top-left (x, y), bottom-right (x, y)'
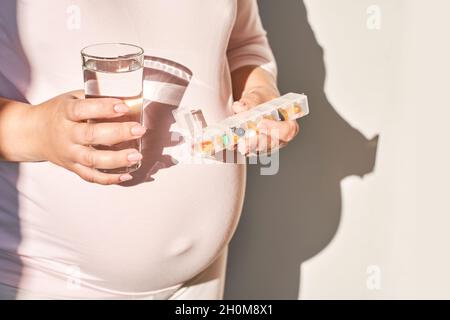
top-left (226, 0), bottom-right (450, 299)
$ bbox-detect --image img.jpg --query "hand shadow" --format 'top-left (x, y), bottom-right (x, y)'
top-left (120, 56), bottom-right (192, 186)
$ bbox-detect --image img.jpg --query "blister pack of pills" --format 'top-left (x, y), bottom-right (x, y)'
top-left (174, 93), bottom-right (309, 156)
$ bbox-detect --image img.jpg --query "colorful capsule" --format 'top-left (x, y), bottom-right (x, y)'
top-left (293, 103), bottom-right (302, 115)
top-left (222, 134), bottom-right (229, 146)
top-left (246, 120), bottom-right (258, 131)
top-left (284, 104), bottom-right (300, 118)
top-left (263, 114), bottom-right (276, 121)
top-left (200, 140), bottom-right (214, 153)
top-left (217, 135), bottom-right (229, 150)
top-left (233, 134), bottom-right (239, 144)
top-left (277, 108), bottom-right (289, 121)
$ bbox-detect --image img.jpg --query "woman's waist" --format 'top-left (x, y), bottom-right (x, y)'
top-left (0, 161), bottom-right (246, 293)
top-left (0, 253), bottom-right (184, 299)
top-left (1, 206), bottom-right (239, 294)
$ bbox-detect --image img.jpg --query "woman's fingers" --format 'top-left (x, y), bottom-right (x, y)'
top-left (237, 119), bottom-right (300, 156)
top-left (256, 133), bottom-right (271, 154)
top-left (232, 88), bottom-right (270, 114)
top-left (32, 90), bottom-right (146, 185)
top-left (71, 121), bottom-right (146, 146)
top-left (232, 94), bottom-right (260, 113)
top-left (258, 119), bottom-right (300, 142)
top-left (73, 146), bottom-right (142, 170)
top-left (65, 97), bottom-right (130, 121)
top-left (71, 162), bottom-right (133, 185)
top-left (232, 89), bottom-right (299, 156)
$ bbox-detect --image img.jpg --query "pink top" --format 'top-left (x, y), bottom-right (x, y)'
top-left (0, 0), bottom-right (275, 298)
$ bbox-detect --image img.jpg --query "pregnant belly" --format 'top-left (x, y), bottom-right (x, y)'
top-left (15, 161), bottom-right (246, 293)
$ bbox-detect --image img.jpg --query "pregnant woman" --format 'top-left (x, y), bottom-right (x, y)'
top-left (0, 0), bottom-right (299, 299)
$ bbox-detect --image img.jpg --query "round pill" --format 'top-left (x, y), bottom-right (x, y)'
top-left (236, 127), bottom-right (245, 137)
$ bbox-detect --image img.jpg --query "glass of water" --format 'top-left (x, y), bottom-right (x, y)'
top-left (81, 43), bottom-right (144, 174)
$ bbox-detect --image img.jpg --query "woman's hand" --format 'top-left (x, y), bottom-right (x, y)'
top-left (28, 90), bottom-right (145, 184)
top-left (231, 86), bottom-right (300, 156)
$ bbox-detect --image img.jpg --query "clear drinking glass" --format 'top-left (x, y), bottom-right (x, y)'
top-left (81, 43), bottom-right (144, 174)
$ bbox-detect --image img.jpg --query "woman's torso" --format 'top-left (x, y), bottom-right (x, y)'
top-left (0, 0), bottom-right (245, 297)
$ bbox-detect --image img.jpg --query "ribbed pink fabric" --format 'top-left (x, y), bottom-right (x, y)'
top-left (0, 0), bottom-right (276, 299)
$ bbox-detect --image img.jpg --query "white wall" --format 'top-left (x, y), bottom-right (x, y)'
top-left (301, 0), bottom-right (450, 299)
top-left (226, 0), bottom-right (450, 300)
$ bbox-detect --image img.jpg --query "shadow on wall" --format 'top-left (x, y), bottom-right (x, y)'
top-left (225, 0), bottom-right (379, 299)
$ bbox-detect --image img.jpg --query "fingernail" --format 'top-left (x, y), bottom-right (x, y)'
top-left (257, 122), bottom-right (269, 135)
top-left (131, 125), bottom-right (146, 135)
top-left (238, 142), bottom-right (247, 155)
top-left (127, 152), bottom-right (142, 162)
top-left (246, 129), bottom-right (257, 138)
top-left (232, 101), bottom-right (247, 109)
top-left (119, 174), bottom-right (133, 182)
top-left (114, 103), bottom-right (129, 113)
